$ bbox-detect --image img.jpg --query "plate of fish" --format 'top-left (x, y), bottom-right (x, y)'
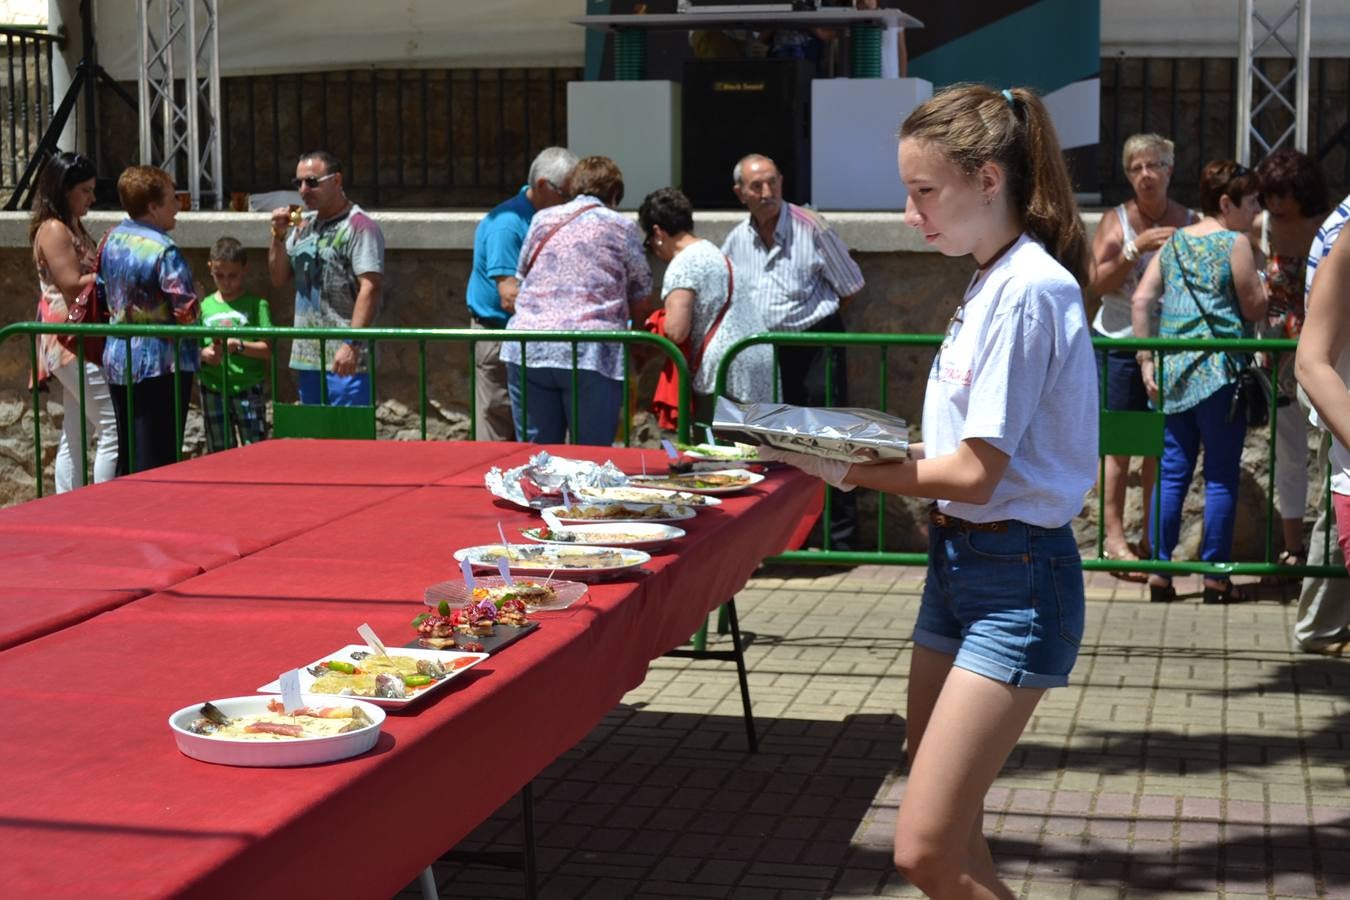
top-left (168, 694), bottom-right (386, 767)
top-left (520, 522), bottom-right (685, 550)
top-left (257, 645), bottom-right (489, 709)
top-left (542, 502), bottom-right (696, 524)
top-left (576, 485), bottom-right (722, 507)
top-left (453, 543), bottom-right (651, 578)
top-left (625, 469), bottom-right (765, 494)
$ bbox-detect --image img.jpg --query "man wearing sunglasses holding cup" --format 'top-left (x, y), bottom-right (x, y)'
top-left (269, 150), bottom-right (385, 406)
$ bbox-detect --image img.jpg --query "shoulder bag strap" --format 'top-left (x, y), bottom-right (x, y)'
top-left (1175, 232), bottom-right (1244, 379)
top-left (520, 202), bottom-right (602, 277)
top-left (689, 254), bottom-right (735, 376)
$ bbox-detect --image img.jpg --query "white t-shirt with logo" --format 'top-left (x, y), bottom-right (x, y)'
top-left (923, 234), bottom-right (1098, 527)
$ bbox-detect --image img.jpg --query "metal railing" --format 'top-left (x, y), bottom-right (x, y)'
top-left (712, 331), bottom-right (1343, 581)
top-left (0, 27), bottom-right (60, 208)
top-left (6, 321), bottom-right (1343, 582)
top-left (0, 322), bottom-right (689, 496)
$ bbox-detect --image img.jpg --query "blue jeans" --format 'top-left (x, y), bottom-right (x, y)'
top-left (915, 519), bottom-right (1084, 689)
top-left (295, 370), bottom-right (371, 406)
top-left (504, 364), bottom-right (622, 445)
top-left (1152, 383), bottom-right (1245, 563)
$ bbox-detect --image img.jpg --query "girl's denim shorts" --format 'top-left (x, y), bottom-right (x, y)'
top-left (914, 518), bottom-right (1085, 689)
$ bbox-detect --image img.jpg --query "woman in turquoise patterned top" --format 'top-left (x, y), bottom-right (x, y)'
top-left (1131, 161), bottom-right (1267, 604)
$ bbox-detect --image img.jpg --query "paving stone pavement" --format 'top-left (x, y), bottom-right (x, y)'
top-left (400, 566), bottom-right (1350, 899)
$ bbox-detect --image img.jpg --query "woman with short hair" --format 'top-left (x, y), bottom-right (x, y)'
top-left (30, 151), bottom-right (119, 491)
top-left (1132, 160), bottom-right (1268, 604)
top-left (502, 156), bottom-right (652, 444)
top-left (100, 165), bottom-right (199, 474)
top-left (638, 186), bottom-right (775, 426)
top-left (1252, 148), bottom-right (1331, 573)
top-left (1088, 133), bottom-right (1196, 576)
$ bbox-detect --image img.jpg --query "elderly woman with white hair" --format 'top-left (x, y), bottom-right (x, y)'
top-left (1088, 133), bottom-right (1197, 578)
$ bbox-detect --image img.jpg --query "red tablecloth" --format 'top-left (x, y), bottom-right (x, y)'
top-left (0, 478), bottom-right (409, 650)
top-left (0, 441), bottom-right (821, 898)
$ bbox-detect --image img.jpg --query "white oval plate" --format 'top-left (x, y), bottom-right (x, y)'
top-left (453, 544), bottom-right (651, 578)
top-left (541, 503), bottom-right (697, 524)
top-left (520, 522), bottom-right (686, 550)
top-left (577, 485), bottom-right (722, 507)
top-left (168, 694), bottom-right (386, 767)
top-left (424, 576), bottom-right (588, 612)
top-left (625, 469), bottom-right (766, 495)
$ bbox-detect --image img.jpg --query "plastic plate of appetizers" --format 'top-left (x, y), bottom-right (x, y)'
top-left (257, 645), bottom-right (489, 709)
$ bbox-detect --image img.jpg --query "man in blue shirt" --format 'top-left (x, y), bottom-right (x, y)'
top-left (467, 146), bottom-right (578, 440)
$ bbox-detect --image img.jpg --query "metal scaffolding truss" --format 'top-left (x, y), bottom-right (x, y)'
top-left (1235, 0), bottom-right (1311, 165)
top-left (136, 0), bottom-right (223, 209)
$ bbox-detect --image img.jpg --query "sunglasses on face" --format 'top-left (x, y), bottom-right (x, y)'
top-left (291, 173), bottom-right (338, 190)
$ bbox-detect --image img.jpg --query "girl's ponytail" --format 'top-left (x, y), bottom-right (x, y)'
top-left (1007, 88), bottom-right (1087, 286)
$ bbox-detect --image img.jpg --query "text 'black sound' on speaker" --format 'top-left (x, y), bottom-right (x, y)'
top-left (681, 58), bottom-right (812, 209)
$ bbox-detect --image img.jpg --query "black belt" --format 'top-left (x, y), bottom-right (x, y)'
top-left (471, 315), bottom-right (508, 329)
top-left (928, 504), bottom-right (1009, 533)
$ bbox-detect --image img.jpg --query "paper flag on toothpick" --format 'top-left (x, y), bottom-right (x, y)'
top-left (542, 507), bottom-right (564, 532)
top-left (660, 439), bottom-right (678, 459)
top-left (561, 485), bottom-right (573, 508)
top-left (357, 622), bottom-right (390, 659)
top-left (705, 425), bottom-right (715, 445)
top-left (496, 521), bottom-right (511, 553)
top-left (279, 668), bottom-right (303, 714)
top-left (460, 557), bottom-right (476, 589)
top-left (495, 557), bottom-right (514, 584)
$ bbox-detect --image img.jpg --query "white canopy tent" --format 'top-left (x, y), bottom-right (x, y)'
top-left (73, 1), bottom-right (1350, 79)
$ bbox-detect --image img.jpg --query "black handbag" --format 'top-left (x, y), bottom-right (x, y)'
top-left (1176, 237), bottom-right (1271, 429)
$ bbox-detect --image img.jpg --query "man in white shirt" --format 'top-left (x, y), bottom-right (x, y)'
top-left (722, 153), bottom-right (866, 549)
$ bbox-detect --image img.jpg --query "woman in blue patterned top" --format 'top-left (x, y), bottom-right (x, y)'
top-left (101, 166), bottom-right (200, 475)
top-left (1131, 161), bottom-right (1268, 604)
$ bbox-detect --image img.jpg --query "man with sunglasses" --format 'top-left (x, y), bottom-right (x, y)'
top-left (269, 150), bottom-right (385, 406)
top-left (466, 146), bottom-right (577, 440)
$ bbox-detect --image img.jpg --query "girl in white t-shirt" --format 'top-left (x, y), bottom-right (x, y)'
top-left (761, 84), bottom-right (1097, 897)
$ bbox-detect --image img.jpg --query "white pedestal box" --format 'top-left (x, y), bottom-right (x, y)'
top-left (810, 78), bottom-right (933, 211)
top-left (566, 81), bottom-right (681, 211)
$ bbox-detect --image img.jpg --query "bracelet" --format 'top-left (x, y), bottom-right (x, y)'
top-left (1123, 239), bottom-right (1140, 263)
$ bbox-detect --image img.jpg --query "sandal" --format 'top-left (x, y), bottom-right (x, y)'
top-left (1260, 548), bottom-right (1307, 586)
top-left (1148, 576), bottom-right (1176, 603)
top-left (1304, 639), bottom-right (1350, 658)
top-left (1203, 579), bottom-right (1251, 605)
top-left (1104, 543), bottom-right (1148, 584)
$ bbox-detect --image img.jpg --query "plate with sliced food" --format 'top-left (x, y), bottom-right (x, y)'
top-left (679, 442), bottom-right (765, 462)
top-left (576, 485), bottom-right (722, 507)
top-left (520, 522), bottom-right (685, 550)
top-left (625, 469), bottom-right (765, 494)
top-left (542, 502), bottom-right (696, 524)
top-left (257, 645), bottom-right (489, 709)
top-left (169, 694), bottom-right (387, 767)
top-left (453, 543), bottom-right (651, 579)
top-left (424, 575), bottom-right (587, 613)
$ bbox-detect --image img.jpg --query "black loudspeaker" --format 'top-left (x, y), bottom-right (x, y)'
top-left (681, 58), bottom-right (812, 209)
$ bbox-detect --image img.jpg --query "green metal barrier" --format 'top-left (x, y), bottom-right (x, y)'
top-left (0, 322), bottom-right (691, 496)
top-left (712, 331), bottom-right (1343, 581)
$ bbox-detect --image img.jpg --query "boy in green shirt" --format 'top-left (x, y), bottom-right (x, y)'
top-left (199, 237), bottom-right (272, 451)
